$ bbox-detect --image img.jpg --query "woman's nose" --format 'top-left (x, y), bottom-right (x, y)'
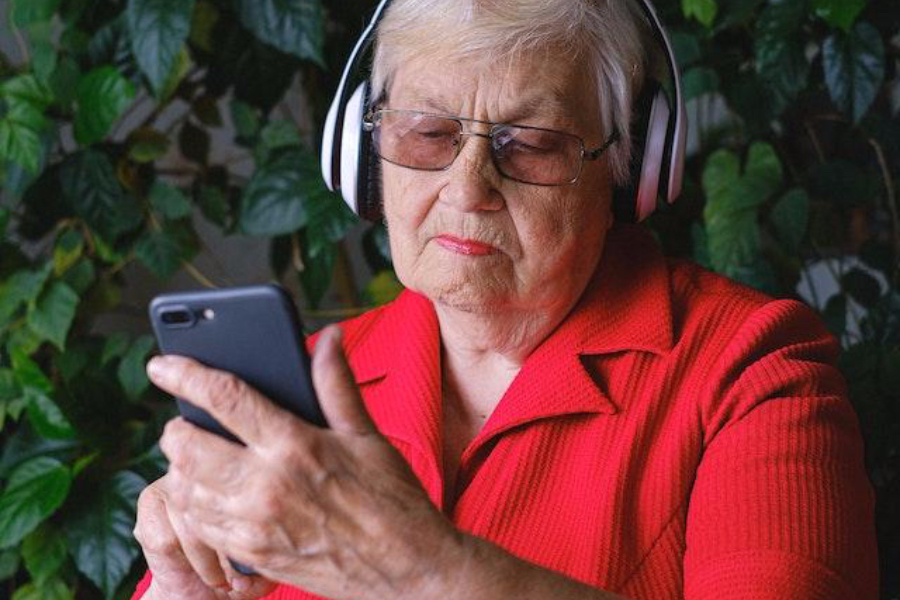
top-left (438, 135), bottom-right (504, 212)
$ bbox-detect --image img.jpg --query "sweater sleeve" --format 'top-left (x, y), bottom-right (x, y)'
top-left (683, 299), bottom-right (879, 600)
top-left (130, 570), bottom-right (152, 599)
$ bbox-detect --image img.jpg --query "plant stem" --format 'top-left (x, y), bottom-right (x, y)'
top-left (868, 138), bottom-right (900, 277)
top-left (11, 25), bottom-right (30, 65)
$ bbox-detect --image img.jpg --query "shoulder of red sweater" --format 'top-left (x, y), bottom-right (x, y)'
top-left (662, 257), bottom-right (835, 358)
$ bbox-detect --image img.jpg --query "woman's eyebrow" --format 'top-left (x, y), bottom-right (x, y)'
top-left (402, 92), bottom-right (574, 125)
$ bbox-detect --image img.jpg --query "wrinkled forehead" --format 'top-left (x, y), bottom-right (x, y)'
top-left (387, 51), bottom-right (598, 130)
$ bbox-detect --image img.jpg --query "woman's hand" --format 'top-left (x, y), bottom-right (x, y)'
top-left (146, 326), bottom-right (464, 600)
top-left (133, 474), bottom-right (276, 600)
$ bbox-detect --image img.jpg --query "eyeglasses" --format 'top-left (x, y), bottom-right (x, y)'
top-left (363, 108), bottom-right (619, 187)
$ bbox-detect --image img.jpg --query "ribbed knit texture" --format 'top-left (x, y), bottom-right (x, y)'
top-left (131, 224), bottom-right (878, 600)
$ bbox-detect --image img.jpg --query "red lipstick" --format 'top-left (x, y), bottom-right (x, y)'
top-left (435, 235), bottom-right (497, 256)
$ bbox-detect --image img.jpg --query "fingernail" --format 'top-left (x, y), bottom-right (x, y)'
top-left (146, 356), bottom-right (172, 382)
top-left (231, 575), bottom-right (252, 592)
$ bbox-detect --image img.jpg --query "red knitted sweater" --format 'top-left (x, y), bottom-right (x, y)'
top-left (132, 224), bottom-right (878, 599)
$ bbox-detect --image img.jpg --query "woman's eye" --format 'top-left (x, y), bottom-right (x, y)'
top-left (414, 130), bottom-right (454, 139)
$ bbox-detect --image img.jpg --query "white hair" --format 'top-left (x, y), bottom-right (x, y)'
top-left (371, 0), bottom-right (653, 185)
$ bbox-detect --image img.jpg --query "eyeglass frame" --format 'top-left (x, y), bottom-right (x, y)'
top-left (362, 108), bottom-right (621, 187)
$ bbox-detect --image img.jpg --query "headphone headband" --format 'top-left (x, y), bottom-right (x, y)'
top-left (321, 0), bottom-right (687, 223)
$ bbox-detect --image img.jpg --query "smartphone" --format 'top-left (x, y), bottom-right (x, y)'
top-left (149, 284), bottom-right (327, 439)
top-left (148, 284), bottom-right (328, 575)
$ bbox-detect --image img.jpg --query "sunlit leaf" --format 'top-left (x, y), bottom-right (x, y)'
top-left (812, 0), bottom-right (867, 31)
top-left (73, 67), bottom-right (136, 146)
top-left (682, 0), bottom-right (718, 27)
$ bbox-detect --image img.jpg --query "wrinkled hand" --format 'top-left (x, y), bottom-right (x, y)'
top-left (147, 326), bottom-right (463, 600)
top-left (133, 473), bottom-right (275, 600)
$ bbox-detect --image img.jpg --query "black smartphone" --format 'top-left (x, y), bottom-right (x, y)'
top-left (148, 284), bottom-right (328, 575)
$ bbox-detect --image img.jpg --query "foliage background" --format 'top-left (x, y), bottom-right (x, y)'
top-left (0, 0), bottom-right (896, 599)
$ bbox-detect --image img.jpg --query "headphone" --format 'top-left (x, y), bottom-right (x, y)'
top-left (321, 0), bottom-right (687, 223)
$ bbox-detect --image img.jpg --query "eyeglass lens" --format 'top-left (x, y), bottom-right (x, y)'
top-left (372, 111), bottom-right (584, 186)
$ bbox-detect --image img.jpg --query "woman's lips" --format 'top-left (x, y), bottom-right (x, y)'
top-left (435, 235), bottom-right (498, 256)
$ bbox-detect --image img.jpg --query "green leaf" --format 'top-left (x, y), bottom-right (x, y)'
top-left (134, 228), bottom-right (196, 280)
top-left (240, 148), bottom-right (325, 236)
top-left (364, 270), bottom-right (403, 306)
top-left (771, 188), bottom-right (809, 253)
top-left (254, 119), bottom-right (302, 165)
top-left (230, 99), bottom-right (261, 142)
top-left (127, 128), bottom-right (170, 163)
top-left (11, 578), bottom-right (73, 600)
top-left (297, 230), bottom-right (334, 309)
top-left (682, 67), bottom-right (720, 101)
top-left (22, 524), bottom-right (67, 585)
top-left (754, 0), bottom-right (809, 111)
top-left (150, 181), bottom-right (192, 220)
top-left (26, 393), bottom-right (76, 440)
top-left (26, 281), bottom-right (79, 351)
top-left (66, 470), bottom-right (147, 600)
top-left (117, 335), bottom-right (155, 399)
top-left (48, 57), bottom-right (80, 112)
top-left (823, 21), bottom-right (886, 123)
top-left (0, 369), bottom-right (20, 402)
top-left (2, 74), bottom-right (54, 108)
top-left (702, 143), bottom-right (783, 276)
top-left (10, 0), bottom-right (62, 27)
top-left (304, 190), bottom-right (357, 258)
top-left (670, 32), bottom-right (701, 68)
top-left (53, 230), bottom-right (84, 276)
top-left (0, 77), bottom-right (54, 173)
top-left (196, 185), bottom-right (231, 228)
top-left (812, 0), bottom-right (867, 31)
top-left (101, 333), bottom-right (130, 366)
top-left (236, 0), bottom-right (325, 65)
top-left (0, 457), bottom-right (72, 549)
top-left (682, 0), bottom-right (718, 27)
top-left (0, 265), bottom-right (52, 327)
top-left (61, 259), bottom-right (95, 295)
top-left (60, 150), bottom-right (143, 242)
top-left (0, 547), bottom-right (19, 579)
top-left (126, 0), bottom-right (197, 96)
top-left (11, 348), bottom-right (52, 395)
top-left (74, 67), bottom-right (136, 146)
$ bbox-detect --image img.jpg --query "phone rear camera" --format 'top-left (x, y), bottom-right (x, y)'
top-left (160, 309), bottom-right (194, 327)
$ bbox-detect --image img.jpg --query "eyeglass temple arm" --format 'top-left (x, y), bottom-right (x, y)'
top-left (585, 130), bottom-right (621, 161)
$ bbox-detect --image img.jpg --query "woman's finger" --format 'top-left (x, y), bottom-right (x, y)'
top-left (166, 501), bottom-right (230, 591)
top-left (311, 325), bottom-right (377, 435)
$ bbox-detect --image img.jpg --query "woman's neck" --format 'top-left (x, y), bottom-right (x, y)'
top-left (434, 300), bottom-right (571, 414)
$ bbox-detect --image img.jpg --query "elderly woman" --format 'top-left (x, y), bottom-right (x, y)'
top-left (130, 1), bottom-right (878, 599)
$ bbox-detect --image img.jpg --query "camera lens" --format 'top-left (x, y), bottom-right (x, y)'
top-left (160, 309), bottom-right (194, 326)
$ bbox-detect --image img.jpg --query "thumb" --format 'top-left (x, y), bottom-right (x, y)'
top-left (311, 325), bottom-right (377, 435)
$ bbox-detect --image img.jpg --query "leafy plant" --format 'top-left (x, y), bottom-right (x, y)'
top-left (0, 0), bottom-right (390, 598)
top-left (0, 0), bottom-right (896, 599)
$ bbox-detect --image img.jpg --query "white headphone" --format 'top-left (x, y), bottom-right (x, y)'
top-left (321, 0), bottom-right (687, 223)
